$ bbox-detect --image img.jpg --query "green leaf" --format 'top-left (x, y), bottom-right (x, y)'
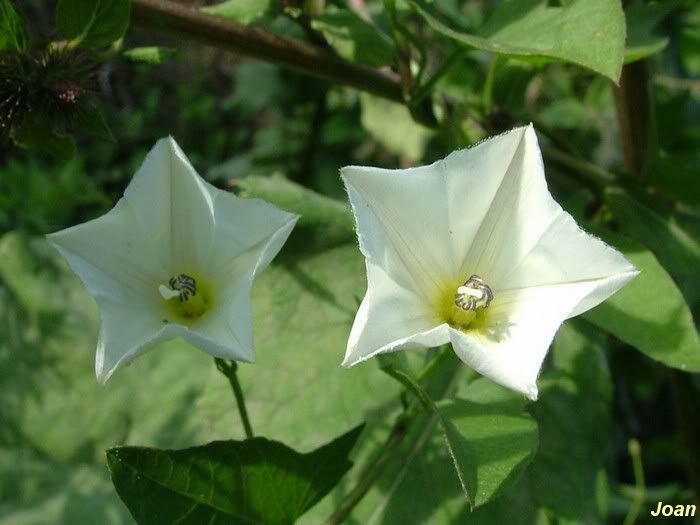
top-left (236, 175), bottom-right (356, 256)
top-left (360, 93), bottom-right (433, 160)
top-left (583, 230), bottom-right (700, 372)
top-left (439, 399), bottom-right (539, 508)
top-left (409, 0), bottom-right (625, 82)
top-left (56, 0), bottom-right (130, 48)
top-left (11, 113), bottom-right (77, 160)
top-left (310, 7), bottom-right (395, 67)
top-left (0, 0), bottom-right (30, 51)
top-left (236, 174), bottom-right (354, 231)
top-left (605, 187), bottom-right (700, 306)
top-left (203, 0), bottom-right (275, 24)
top-left (383, 366), bottom-right (538, 508)
top-left (649, 152), bottom-right (700, 206)
top-left (624, 0), bottom-right (676, 63)
top-left (527, 320), bottom-right (612, 522)
top-left (122, 47), bottom-right (177, 65)
top-left (108, 425), bottom-right (363, 525)
top-left (329, 367), bottom-right (538, 524)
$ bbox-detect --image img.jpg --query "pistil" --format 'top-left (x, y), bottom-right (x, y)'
top-left (454, 274), bottom-right (493, 311)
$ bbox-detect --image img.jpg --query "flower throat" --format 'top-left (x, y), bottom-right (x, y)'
top-left (159, 272), bottom-right (213, 322)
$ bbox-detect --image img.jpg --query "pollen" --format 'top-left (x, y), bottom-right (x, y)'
top-left (159, 272), bottom-right (214, 323)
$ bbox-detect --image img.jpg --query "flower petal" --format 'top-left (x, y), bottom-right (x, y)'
top-left (441, 126), bottom-right (535, 281)
top-left (343, 262), bottom-right (448, 366)
top-left (341, 163), bottom-right (456, 300)
top-left (456, 125), bottom-right (564, 283)
top-left (95, 298), bottom-right (173, 383)
top-left (183, 279), bottom-right (257, 363)
top-left (208, 193), bottom-right (298, 287)
top-left (47, 199), bottom-right (164, 303)
top-left (122, 137), bottom-right (216, 274)
top-left (499, 209), bottom-right (638, 318)
top-left (449, 281), bottom-right (601, 400)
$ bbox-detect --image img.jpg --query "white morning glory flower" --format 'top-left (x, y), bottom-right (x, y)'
top-left (341, 125), bottom-right (638, 400)
top-left (48, 137), bottom-right (298, 382)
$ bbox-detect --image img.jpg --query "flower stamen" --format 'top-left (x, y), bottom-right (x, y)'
top-left (159, 272), bottom-right (213, 322)
top-left (160, 273), bottom-right (197, 302)
top-left (455, 274), bottom-right (493, 311)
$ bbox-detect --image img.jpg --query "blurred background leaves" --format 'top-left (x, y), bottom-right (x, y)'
top-left (1, 0), bottom-right (700, 523)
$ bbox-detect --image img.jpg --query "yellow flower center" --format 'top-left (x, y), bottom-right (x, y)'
top-left (159, 272), bottom-right (214, 324)
top-left (434, 274), bottom-right (494, 331)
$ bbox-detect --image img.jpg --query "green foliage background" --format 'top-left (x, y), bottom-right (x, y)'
top-left (1, 0), bottom-right (699, 524)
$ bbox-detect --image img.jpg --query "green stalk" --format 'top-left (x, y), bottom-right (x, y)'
top-left (623, 439), bottom-right (646, 525)
top-left (214, 358), bottom-right (254, 439)
top-left (131, 0), bottom-right (403, 103)
top-left (323, 348), bottom-right (456, 524)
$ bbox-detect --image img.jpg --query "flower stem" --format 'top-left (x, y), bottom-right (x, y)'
top-left (323, 348), bottom-right (454, 524)
top-left (323, 414), bottom-right (410, 525)
top-left (415, 345), bottom-right (453, 383)
top-left (131, 0), bottom-right (403, 103)
top-left (540, 144), bottom-right (617, 191)
top-left (411, 47), bottom-right (467, 106)
top-left (481, 57), bottom-right (498, 115)
top-left (214, 358), bottom-right (254, 439)
top-left (623, 439), bottom-right (646, 525)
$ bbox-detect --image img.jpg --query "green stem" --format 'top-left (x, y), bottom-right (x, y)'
top-left (541, 144), bottom-right (617, 191)
top-left (482, 57), bottom-right (498, 115)
top-left (411, 47), bottom-right (467, 106)
top-left (415, 346), bottom-right (453, 383)
top-left (623, 439), bottom-right (646, 525)
top-left (131, 0), bottom-right (403, 102)
top-left (214, 358), bottom-right (254, 439)
top-left (323, 349), bottom-right (453, 524)
top-left (322, 414), bottom-right (410, 525)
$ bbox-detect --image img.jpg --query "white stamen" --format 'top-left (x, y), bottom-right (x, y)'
top-left (455, 274), bottom-right (494, 311)
top-left (456, 286), bottom-right (484, 299)
top-left (159, 284), bottom-right (180, 300)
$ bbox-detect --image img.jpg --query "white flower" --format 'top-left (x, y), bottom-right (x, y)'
top-left (341, 125), bottom-right (637, 400)
top-left (48, 137), bottom-right (298, 382)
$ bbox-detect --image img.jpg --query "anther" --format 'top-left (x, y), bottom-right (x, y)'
top-left (159, 274), bottom-right (197, 302)
top-left (455, 274), bottom-right (493, 311)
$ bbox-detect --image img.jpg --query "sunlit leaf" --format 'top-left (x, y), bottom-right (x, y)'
top-left (236, 174), bottom-right (353, 231)
top-left (409, 0), bottom-right (625, 82)
top-left (360, 93), bottom-right (433, 160)
top-left (584, 230), bottom-right (700, 372)
top-left (605, 187), bottom-right (700, 306)
top-left (380, 366), bottom-right (538, 510)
